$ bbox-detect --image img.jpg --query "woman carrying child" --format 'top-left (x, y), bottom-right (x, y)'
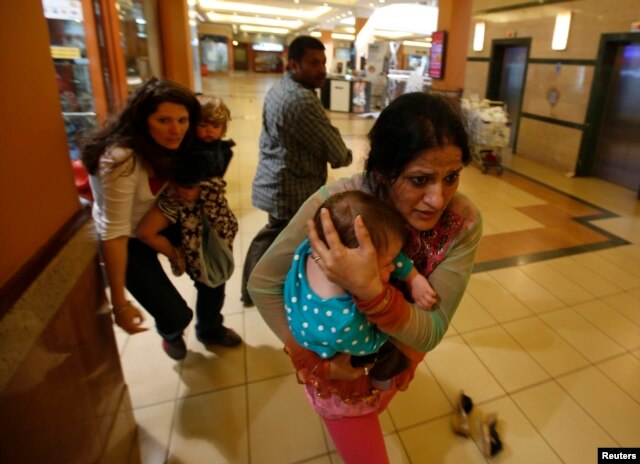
top-left (248, 91), bottom-right (483, 463)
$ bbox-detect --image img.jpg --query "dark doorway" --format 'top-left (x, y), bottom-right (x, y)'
top-left (593, 42), bottom-right (640, 190)
top-left (486, 38), bottom-right (531, 151)
top-left (579, 33), bottom-right (640, 196)
top-left (233, 43), bottom-right (249, 71)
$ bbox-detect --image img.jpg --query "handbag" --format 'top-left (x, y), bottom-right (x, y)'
top-left (199, 212), bottom-right (234, 288)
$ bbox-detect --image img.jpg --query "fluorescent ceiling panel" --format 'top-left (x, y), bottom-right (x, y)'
top-left (206, 12), bottom-right (303, 28)
top-left (199, 0), bottom-right (331, 19)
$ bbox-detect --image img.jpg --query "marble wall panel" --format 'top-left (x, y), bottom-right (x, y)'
top-left (522, 63), bottom-right (594, 124)
top-left (464, 60), bottom-right (490, 99)
top-left (516, 117), bottom-right (583, 172)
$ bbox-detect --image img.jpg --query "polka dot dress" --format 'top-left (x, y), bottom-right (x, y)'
top-left (284, 239), bottom-right (389, 358)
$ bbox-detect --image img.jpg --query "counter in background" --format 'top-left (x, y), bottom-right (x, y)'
top-left (320, 77), bottom-right (372, 113)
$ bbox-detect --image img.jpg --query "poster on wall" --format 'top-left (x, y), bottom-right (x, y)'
top-left (428, 30), bottom-right (447, 79)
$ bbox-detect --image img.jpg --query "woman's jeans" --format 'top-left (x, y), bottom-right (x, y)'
top-left (126, 236), bottom-right (226, 342)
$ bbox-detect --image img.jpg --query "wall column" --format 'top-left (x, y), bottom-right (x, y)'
top-left (430, 0), bottom-right (472, 93)
top-left (320, 29), bottom-right (334, 72)
top-left (158, 0), bottom-right (194, 89)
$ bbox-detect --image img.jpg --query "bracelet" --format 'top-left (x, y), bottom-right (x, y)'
top-left (112, 300), bottom-right (132, 314)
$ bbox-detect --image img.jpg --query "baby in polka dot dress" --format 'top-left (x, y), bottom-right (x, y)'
top-left (284, 191), bottom-right (437, 375)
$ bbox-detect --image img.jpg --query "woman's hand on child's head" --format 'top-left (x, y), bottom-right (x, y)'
top-left (307, 209), bottom-right (384, 301)
top-left (328, 353), bottom-right (374, 380)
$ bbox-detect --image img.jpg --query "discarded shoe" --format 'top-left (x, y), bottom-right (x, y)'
top-left (162, 337), bottom-right (187, 360)
top-left (480, 413), bottom-right (503, 457)
top-left (452, 391), bottom-right (474, 437)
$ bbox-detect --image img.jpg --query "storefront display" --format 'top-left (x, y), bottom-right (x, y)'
top-left (44, 0), bottom-right (97, 159)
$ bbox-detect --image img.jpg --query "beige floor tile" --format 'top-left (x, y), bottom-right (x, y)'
top-left (489, 267), bottom-right (566, 314)
top-left (177, 314), bottom-right (246, 398)
top-left (468, 396), bottom-right (562, 464)
top-left (244, 308), bottom-right (293, 382)
top-left (601, 291), bottom-right (640, 326)
top-left (538, 308), bottom-right (626, 362)
top-left (303, 456), bottom-right (332, 464)
top-left (462, 325), bottom-right (550, 392)
top-left (571, 300), bottom-right (640, 351)
top-left (386, 362), bottom-right (454, 429)
top-left (520, 261), bottom-right (596, 306)
top-left (502, 315), bottom-right (589, 376)
top-left (511, 381), bottom-right (617, 464)
top-left (169, 386), bottom-right (249, 464)
top-left (570, 252), bottom-right (640, 291)
top-left (597, 354), bottom-right (640, 403)
top-left (466, 273), bottom-right (533, 323)
top-left (481, 208), bottom-right (545, 234)
top-left (133, 402), bottom-right (175, 464)
top-left (328, 433), bottom-right (411, 464)
top-left (557, 366), bottom-right (640, 446)
top-left (248, 374), bottom-right (327, 463)
top-left (592, 216), bottom-right (640, 244)
top-left (596, 245), bottom-right (640, 280)
top-left (400, 416), bottom-right (487, 464)
top-left (120, 329), bottom-right (183, 408)
top-left (450, 292), bottom-right (497, 334)
top-left (424, 335), bottom-right (505, 405)
top-left (545, 256), bottom-right (623, 298)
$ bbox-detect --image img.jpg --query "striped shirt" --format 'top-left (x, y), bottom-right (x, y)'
top-left (252, 72), bottom-right (352, 220)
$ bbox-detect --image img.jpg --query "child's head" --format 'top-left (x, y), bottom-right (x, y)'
top-left (313, 191), bottom-right (408, 283)
top-left (196, 95), bottom-right (231, 142)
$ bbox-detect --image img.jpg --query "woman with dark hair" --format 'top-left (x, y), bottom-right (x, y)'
top-left (248, 91), bottom-right (482, 462)
top-left (82, 77), bottom-right (230, 360)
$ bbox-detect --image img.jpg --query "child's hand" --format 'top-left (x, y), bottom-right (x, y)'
top-left (113, 301), bottom-right (148, 334)
top-left (175, 186), bottom-right (200, 203)
top-left (408, 273), bottom-right (437, 310)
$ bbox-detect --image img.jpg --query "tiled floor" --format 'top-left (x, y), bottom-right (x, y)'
top-left (115, 72), bottom-right (640, 463)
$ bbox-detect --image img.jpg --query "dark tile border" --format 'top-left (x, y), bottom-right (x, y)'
top-left (472, 168), bottom-right (630, 273)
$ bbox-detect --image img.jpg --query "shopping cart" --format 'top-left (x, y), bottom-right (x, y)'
top-left (463, 99), bottom-right (511, 174)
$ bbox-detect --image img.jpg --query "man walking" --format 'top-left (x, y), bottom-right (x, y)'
top-left (241, 36), bottom-right (352, 306)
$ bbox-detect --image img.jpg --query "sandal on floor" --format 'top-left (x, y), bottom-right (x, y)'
top-left (480, 412), bottom-right (503, 457)
top-left (452, 391), bottom-right (474, 437)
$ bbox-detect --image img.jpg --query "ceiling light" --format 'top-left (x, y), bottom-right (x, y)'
top-left (239, 24), bottom-right (290, 34)
top-left (207, 12), bottom-right (303, 28)
top-left (552, 10), bottom-right (571, 50)
top-left (403, 40), bottom-right (432, 48)
top-left (311, 31), bottom-right (321, 37)
top-left (199, 0), bottom-right (330, 19)
top-left (331, 33), bottom-right (355, 40)
top-left (374, 29), bottom-right (412, 39)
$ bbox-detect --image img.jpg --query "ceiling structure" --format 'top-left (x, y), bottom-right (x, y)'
top-left (193, 0), bottom-right (439, 46)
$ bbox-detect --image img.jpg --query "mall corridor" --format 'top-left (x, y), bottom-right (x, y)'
top-left (113, 72), bottom-right (640, 464)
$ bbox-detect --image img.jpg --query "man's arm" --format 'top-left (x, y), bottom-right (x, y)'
top-left (294, 96), bottom-right (352, 168)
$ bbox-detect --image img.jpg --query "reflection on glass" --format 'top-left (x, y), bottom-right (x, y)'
top-left (116, 0), bottom-right (151, 93)
top-left (43, 0), bottom-right (97, 160)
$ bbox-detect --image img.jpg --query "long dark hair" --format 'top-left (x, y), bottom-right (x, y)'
top-left (81, 77), bottom-right (201, 178)
top-left (364, 92), bottom-right (472, 199)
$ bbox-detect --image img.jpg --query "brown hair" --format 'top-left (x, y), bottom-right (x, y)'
top-left (197, 94), bottom-right (231, 137)
top-left (81, 77), bottom-right (200, 177)
top-left (313, 191), bottom-right (408, 253)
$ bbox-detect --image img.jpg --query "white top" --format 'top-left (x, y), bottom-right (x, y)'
top-left (90, 146), bottom-right (165, 240)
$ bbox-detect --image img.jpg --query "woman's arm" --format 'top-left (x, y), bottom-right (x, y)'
top-left (136, 204), bottom-right (178, 259)
top-left (309, 193), bottom-right (483, 352)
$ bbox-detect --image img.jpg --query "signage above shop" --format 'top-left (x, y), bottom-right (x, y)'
top-left (50, 46), bottom-right (82, 59)
top-left (252, 42), bottom-right (284, 52)
top-left (42, 0), bottom-right (83, 21)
